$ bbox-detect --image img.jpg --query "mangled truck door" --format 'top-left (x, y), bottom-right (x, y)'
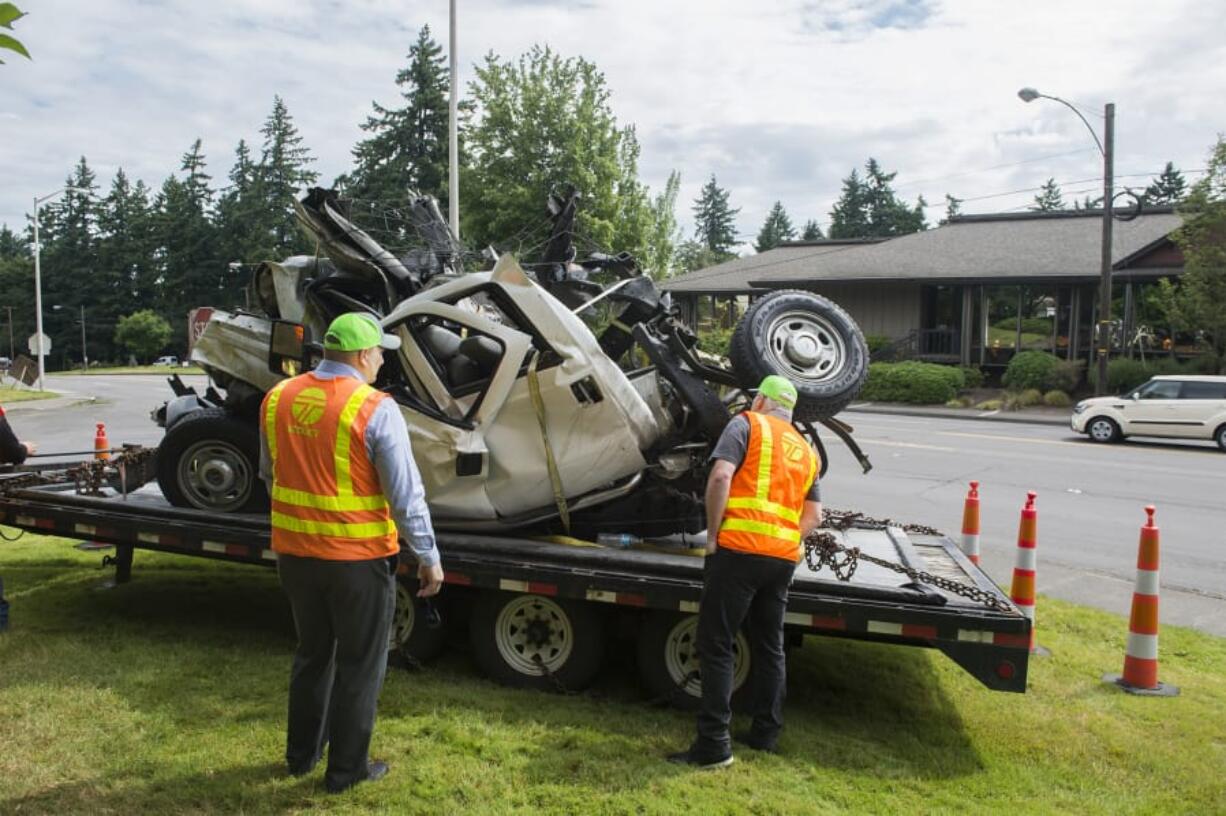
top-left (386, 301), bottom-right (533, 523)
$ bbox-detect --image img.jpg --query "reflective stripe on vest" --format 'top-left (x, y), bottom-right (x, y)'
top-left (718, 412), bottom-right (819, 561)
top-left (260, 373), bottom-right (398, 560)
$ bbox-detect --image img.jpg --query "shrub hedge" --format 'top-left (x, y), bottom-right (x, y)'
top-left (1091, 357), bottom-right (1186, 393)
top-left (1002, 351), bottom-right (1061, 391)
top-left (860, 361), bottom-right (966, 404)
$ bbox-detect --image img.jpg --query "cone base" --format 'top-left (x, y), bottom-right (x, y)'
top-left (1031, 644), bottom-right (1052, 657)
top-left (1101, 673), bottom-right (1180, 697)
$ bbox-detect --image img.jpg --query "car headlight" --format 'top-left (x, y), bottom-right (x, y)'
top-left (1073, 401), bottom-right (1088, 414)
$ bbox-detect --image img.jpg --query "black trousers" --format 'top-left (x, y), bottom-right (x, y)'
top-left (277, 553), bottom-right (396, 790)
top-left (695, 547), bottom-right (795, 755)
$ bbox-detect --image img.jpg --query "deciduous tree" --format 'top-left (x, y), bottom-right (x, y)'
top-left (114, 309), bottom-right (172, 363)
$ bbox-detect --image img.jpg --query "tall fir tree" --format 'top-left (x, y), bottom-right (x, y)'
top-left (691, 174), bottom-right (739, 258)
top-left (800, 219), bottom-right (823, 240)
top-left (153, 141), bottom-right (220, 347)
top-left (754, 201), bottom-right (795, 252)
top-left (216, 138), bottom-right (275, 273)
top-left (257, 96), bottom-right (318, 256)
top-left (344, 26), bottom-right (452, 211)
top-left (1030, 177), bottom-right (1065, 211)
top-left (829, 160), bottom-right (925, 238)
top-left (95, 169), bottom-right (155, 361)
top-left (1144, 162), bottom-right (1187, 205)
top-left (942, 193), bottom-right (963, 223)
top-left (39, 157), bottom-right (99, 368)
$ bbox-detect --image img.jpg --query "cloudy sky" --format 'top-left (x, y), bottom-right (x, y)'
top-left (3, 0), bottom-right (1224, 250)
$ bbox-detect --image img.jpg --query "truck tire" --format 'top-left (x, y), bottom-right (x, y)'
top-left (469, 591), bottom-right (604, 692)
top-left (636, 612), bottom-right (750, 710)
top-left (730, 289), bottom-right (868, 421)
top-left (391, 577), bottom-right (447, 665)
top-left (156, 407), bottom-right (270, 513)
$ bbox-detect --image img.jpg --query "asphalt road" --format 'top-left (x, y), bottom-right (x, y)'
top-left (825, 410), bottom-right (1226, 636)
top-left (9, 375), bottom-right (1226, 636)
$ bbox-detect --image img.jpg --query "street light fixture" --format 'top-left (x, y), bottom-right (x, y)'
top-left (31, 186), bottom-right (90, 389)
top-left (1018, 87), bottom-right (1115, 395)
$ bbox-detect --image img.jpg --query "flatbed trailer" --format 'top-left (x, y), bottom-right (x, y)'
top-left (0, 465), bottom-right (1031, 700)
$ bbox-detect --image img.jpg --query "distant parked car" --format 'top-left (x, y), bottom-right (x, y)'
top-left (1071, 375), bottom-right (1226, 451)
top-left (154, 355), bottom-right (180, 367)
top-left (0, 357), bottom-right (10, 371)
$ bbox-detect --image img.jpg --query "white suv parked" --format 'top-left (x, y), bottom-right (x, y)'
top-left (1071, 375), bottom-right (1226, 450)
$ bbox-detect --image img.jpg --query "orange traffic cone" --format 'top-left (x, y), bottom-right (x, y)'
top-left (1103, 507), bottom-right (1179, 696)
top-left (1009, 491), bottom-right (1048, 655)
top-left (94, 422), bottom-right (110, 460)
top-left (959, 481), bottom-right (981, 565)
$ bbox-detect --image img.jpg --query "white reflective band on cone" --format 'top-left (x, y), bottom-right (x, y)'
top-left (1014, 548), bottom-right (1037, 571)
top-left (1134, 568), bottom-right (1160, 597)
top-left (1126, 632), bottom-right (1159, 660)
top-left (960, 533), bottom-right (979, 554)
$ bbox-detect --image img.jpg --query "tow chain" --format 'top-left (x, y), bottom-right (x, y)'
top-left (531, 653), bottom-right (580, 696)
top-left (803, 509), bottom-right (1012, 613)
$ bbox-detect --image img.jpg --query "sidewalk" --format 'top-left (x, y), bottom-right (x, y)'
top-left (844, 401), bottom-right (1071, 427)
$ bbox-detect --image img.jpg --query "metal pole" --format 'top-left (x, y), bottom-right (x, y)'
top-left (448, 0), bottom-right (460, 240)
top-left (32, 196), bottom-right (45, 390)
top-left (1096, 103), bottom-right (1115, 395)
top-left (79, 304), bottom-right (88, 370)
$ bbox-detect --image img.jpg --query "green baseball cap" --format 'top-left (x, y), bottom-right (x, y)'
top-left (757, 375), bottom-right (798, 410)
top-left (323, 313), bottom-right (401, 352)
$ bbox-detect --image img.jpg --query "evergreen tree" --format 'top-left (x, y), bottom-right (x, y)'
top-left (344, 26), bottom-right (452, 210)
top-left (691, 174), bottom-right (739, 258)
top-left (754, 201), bottom-right (795, 252)
top-left (830, 160), bottom-right (925, 238)
top-left (828, 168), bottom-right (870, 238)
top-left (216, 138), bottom-right (274, 275)
top-left (800, 219), bottom-right (823, 240)
top-left (257, 96), bottom-right (318, 256)
top-left (95, 169), bottom-right (155, 361)
top-left (0, 225), bottom-right (33, 361)
top-left (943, 193), bottom-right (963, 222)
top-left (1030, 177), bottom-right (1065, 211)
top-left (1144, 162), bottom-right (1187, 205)
top-left (39, 157), bottom-right (99, 369)
top-left (1073, 194), bottom-right (1103, 210)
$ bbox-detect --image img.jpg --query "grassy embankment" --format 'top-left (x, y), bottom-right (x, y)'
top-left (53, 365), bottom-right (205, 376)
top-left (1, 537), bottom-right (1223, 814)
top-left (0, 388), bottom-right (60, 403)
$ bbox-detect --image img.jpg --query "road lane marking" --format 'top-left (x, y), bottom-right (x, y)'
top-left (832, 437), bottom-right (956, 452)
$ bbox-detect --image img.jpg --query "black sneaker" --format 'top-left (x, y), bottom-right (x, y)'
top-left (732, 731), bottom-right (779, 754)
top-left (326, 760), bottom-right (390, 793)
top-left (666, 748), bottom-right (734, 769)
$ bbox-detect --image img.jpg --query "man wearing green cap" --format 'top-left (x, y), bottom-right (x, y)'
top-left (259, 312), bottom-right (443, 793)
top-left (669, 375), bottom-right (822, 769)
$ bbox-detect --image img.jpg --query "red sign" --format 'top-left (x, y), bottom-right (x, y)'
top-left (188, 308), bottom-right (215, 356)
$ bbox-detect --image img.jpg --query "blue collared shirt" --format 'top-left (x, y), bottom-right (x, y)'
top-left (259, 359), bottom-right (440, 567)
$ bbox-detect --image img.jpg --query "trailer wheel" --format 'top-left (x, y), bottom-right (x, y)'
top-left (636, 612), bottom-right (750, 710)
top-left (469, 591), bottom-right (604, 692)
top-left (730, 289), bottom-right (868, 421)
top-left (391, 578), bottom-right (447, 665)
top-left (156, 407), bottom-right (269, 513)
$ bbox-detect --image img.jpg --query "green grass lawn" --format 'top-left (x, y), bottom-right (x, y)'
top-left (1, 537), bottom-right (1224, 814)
top-left (0, 387), bottom-right (60, 403)
top-left (54, 365), bottom-right (206, 376)
top-left (986, 327), bottom-right (1052, 349)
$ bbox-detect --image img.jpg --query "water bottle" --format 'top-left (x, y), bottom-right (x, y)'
top-left (596, 532), bottom-right (642, 549)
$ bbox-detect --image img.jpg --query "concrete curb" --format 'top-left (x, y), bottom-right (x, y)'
top-left (845, 402), bottom-right (1071, 427)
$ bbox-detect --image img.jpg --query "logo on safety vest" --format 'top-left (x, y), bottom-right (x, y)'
top-left (780, 434), bottom-right (808, 465)
top-left (290, 387), bottom-right (328, 429)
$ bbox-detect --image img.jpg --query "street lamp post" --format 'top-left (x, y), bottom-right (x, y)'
top-left (31, 186), bottom-right (89, 389)
top-left (1018, 88), bottom-right (1115, 395)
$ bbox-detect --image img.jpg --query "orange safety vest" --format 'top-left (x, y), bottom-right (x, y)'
top-left (260, 373), bottom-right (399, 560)
top-left (718, 411), bottom-right (819, 562)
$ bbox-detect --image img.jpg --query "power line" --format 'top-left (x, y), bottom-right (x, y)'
top-left (892, 148), bottom-right (1098, 191)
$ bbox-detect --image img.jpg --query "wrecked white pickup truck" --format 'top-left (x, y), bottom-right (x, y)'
top-left (154, 188), bottom-right (872, 538)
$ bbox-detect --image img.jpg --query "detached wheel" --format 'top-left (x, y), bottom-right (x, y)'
top-left (156, 407), bottom-right (269, 513)
top-left (469, 591), bottom-right (603, 692)
top-left (730, 289), bottom-right (868, 420)
top-left (1086, 416), bottom-right (1121, 444)
top-left (636, 612), bottom-right (750, 710)
top-left (391, 577), bottom-right (447, 665)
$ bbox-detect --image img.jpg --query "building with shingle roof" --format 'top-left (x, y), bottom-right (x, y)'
top-left (662, 208), bottom-right (1184, 368)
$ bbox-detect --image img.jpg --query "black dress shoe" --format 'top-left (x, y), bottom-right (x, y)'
top-left (732, 731), bottom-right (779, 754)
top-left (666, 748), bottom-right (734, 769)
top-left (326, 760), bottom-right (390, 793)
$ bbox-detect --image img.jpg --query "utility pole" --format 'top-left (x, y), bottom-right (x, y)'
top-left (448, 0), bottom-right (460, 240)
top-left (1096, 103), bottom-right (1115, 397)
top-left (32, 195), bottom-right (45, 390)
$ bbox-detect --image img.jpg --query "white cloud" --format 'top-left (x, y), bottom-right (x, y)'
top-left (2, 0), bottom-right (1222, 247)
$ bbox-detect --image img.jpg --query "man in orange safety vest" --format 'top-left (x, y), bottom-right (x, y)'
top-left (669, 375), bottom-right (821, 769)
top-left (259, 312), bottom-right (442, 793)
